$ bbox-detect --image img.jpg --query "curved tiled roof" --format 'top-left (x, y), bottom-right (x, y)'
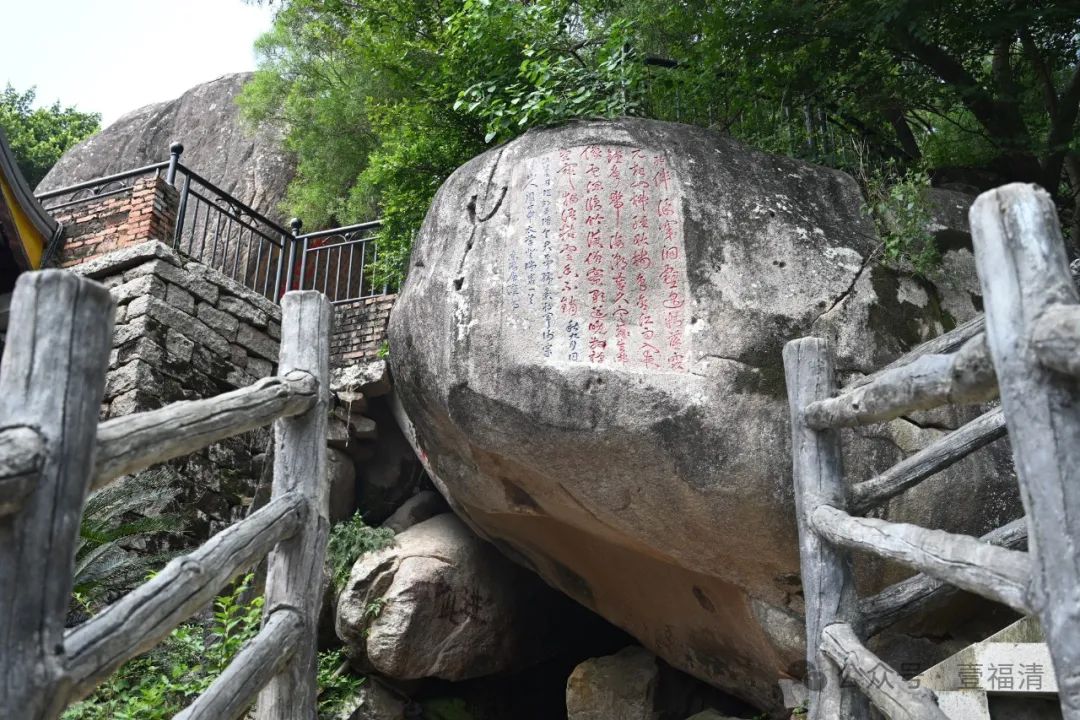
top-left (0, 127), bottom-right (58, 272)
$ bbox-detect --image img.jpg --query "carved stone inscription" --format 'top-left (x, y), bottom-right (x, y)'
top-left (506, 145), bottom-right (691, 372)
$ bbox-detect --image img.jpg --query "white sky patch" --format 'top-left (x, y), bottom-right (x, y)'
top-left (3, 0), bottom-right (276, 126)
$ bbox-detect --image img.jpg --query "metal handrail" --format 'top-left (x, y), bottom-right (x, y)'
top-left (33, 142), bottom-right (390, 303)
top-left (35, 161), bottom-right (171, 200)
top-left (296, 219), bottom-right (383, 241)
top-left (175, 164), bottom-right (291, 239)
top-left (185, 187), bottom-right (285, 247)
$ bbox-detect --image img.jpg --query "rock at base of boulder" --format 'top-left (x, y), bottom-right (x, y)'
top-left (328, 447), bottom-right (359, 523)
top-left (382, 491), bottom-right (448, 533)
top-left (684, 712), bottom-right (743, 720)
top-left (566, 646), bottom-right (659, 720)
top-left (337, 513), bottom-right (583, 681)
top-left (332, 360), bottom-right (392, 400)
top-left (333, 679), bottom-right (405, 720)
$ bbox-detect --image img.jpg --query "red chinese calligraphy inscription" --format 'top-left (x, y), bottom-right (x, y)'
top-left (507, 145), bottom-right (691, 373)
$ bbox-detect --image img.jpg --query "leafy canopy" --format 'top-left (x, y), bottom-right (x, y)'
top-left (244, 0), bottom-right (1080, 276)
top-left (0, 85), bottom-right (100, 188)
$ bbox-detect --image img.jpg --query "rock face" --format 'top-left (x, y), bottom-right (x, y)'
top-left (336, 513), bottom-right (582, 681)
top-left (566, 646), bottom-right (659, 720)
top-left (37, 73), bottom-right (294, 219)
top-left (388, 118), bottom-right (1019, 707)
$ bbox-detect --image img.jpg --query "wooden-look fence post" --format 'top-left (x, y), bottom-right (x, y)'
top-left (782, 338), bottom-right (868, 720)
top-left (970, 183), bottom-right (1080, 717)
top-left (255, 291), bottom-right (331, 720)
top-left (0, 271), bottom-right (115, 720)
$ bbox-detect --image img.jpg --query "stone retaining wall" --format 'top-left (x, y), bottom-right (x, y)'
top-left (72, 240), bottom-right (282, 539)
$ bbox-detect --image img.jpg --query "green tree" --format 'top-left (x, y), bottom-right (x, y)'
top-left (0, 85), bottom-right (100, 187)
top-left (241, 0), bottom-right (639, 286)
top-left (245, 0), bottom-right (1080, 274)
top-left (611, 0), bottom-right (1080, 244)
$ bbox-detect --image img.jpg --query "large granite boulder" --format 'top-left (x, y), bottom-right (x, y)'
top-left (336, 513), bottom-right (582, 680)
top-left (387, 118), bottom-right (1018, 708)
top-left (37, 73), bottom-right (293, 219)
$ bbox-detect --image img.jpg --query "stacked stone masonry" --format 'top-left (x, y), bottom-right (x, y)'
top-left (54, 176), bottom-right (179, 267)
top-left (332, 294), bottom-right (396, 366)
top-left (71, 240), bottom-right (283, 540)
top-left (72, 240), bottom-right (282, 418)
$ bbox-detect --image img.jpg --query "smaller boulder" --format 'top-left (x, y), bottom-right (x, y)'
top-left (337, 513), bottom-right (571, 681)
top-left (332, 360), bottom-right (392, 400)
top-left (566, 646), bottom-right (659, 720)
top-left (382, 491), bottom-right (448, 533)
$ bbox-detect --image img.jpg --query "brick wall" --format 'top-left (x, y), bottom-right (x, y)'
top-left (331, 294), bottom-right (396, 366)
top-left (54, 176), bottom-right (179, 267)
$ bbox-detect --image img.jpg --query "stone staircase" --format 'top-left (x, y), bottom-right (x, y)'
top-left (916, 616), bottom-right (1060, 719)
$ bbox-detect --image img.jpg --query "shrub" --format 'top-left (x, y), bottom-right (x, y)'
top-left (72, 469), bottom-right (184, 619)
top-left (326, 512), bottom-right (396, 591)
top-left (63, 574), bottom-right (361, 719)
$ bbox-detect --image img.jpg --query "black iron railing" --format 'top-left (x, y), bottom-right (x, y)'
top-left (170, 152), bottom-right (293, 301)
top-left (37, 161), bottom-right (172, 213)
top-left (35, 143), bottom-right (384, 304)
top-left (292, 220), bottom-right (385, 304)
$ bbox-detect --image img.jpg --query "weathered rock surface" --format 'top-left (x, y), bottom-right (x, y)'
top-left (332, 359), bottom-right (392, 401)
top-left (382, 490), bottom-right (447, 533)
top-left (37, 73), bottom-right (294, 219)
top-left (684, 712), bottom-right (742, 720)
top-left (388, 118), bottom-right (1019, 707)
top-left (328, 447), bottom-right (358, 523)
top-left (358, 400), bottom-right (427, 524)
top-left (332, 679), bottom-right (405, 720)
top-left (566, 646), bottom-right (659, 720)
top-left (336, 513), bottom-right (580, 681)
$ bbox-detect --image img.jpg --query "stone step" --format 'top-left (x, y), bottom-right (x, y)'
top-left (915, 616), bottom-right (1059, 719)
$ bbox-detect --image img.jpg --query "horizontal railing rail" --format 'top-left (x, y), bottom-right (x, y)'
top-left (170, 162), bottom-right (292, 302)
top-left (0, 271), bottom-right (333, 720)
top-left (784, 183), bottom-right (1080, 720)
top-left (294, 219), bottom-right (385, 304)
top-left (35, 162), bottom-right (171, 213)
top-left (34, 142), bottom-right (390, 305)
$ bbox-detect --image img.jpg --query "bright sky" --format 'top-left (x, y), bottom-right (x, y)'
top-left (2, 0), bottom-right (277, 126)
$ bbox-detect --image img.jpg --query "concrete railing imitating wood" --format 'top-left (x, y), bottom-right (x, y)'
top-left (0, 270), bottom-right (332, 720)
top-left (784, 183), bottom-right (1080, 720)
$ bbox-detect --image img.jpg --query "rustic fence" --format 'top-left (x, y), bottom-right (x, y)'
top-left (784, 182), bottom-right (1080, 719)
top-left (0, 270), bottom-right (333, 720)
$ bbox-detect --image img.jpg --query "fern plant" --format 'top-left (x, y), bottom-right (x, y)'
top-left (71, 469), bottom-right (184, 619)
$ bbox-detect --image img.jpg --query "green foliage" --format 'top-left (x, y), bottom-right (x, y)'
top-left (317, 648), bottom-right (366, 718)
top-left (63, 574), bottom-right (264, 720)
top-left (64, 575), bottom-right (363, 720)
top-left (247, 1), bottom-right (1080, 269)
top-left (73, 470), bottom-right (183, 617)
top-left (448, 2), bottom-right (641, 144)
top-left (376, 340), bottom-right (390, 359)
top-left (326, 511), bottom-right (396, 590)
top-left (0, 84), bottom-right (100, 187)
top-left (863, 165), bottom-right (938, 276)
